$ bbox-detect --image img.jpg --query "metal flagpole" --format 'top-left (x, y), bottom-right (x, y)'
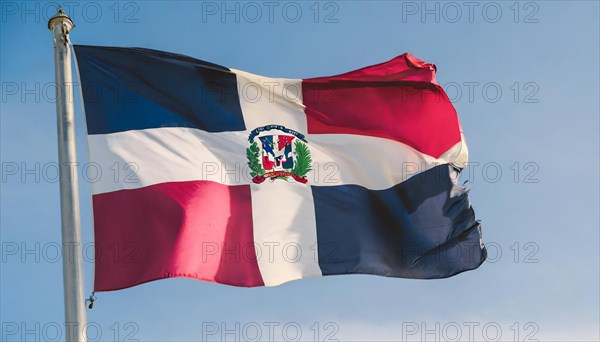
top-left (48, 7), bottom-right (87, 342)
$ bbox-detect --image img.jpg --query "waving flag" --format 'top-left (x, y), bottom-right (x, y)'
top-left (74, 45), bottom-right (486, 291)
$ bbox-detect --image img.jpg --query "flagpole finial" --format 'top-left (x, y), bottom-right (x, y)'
top-left (47, 6), bottom-right (74, 32)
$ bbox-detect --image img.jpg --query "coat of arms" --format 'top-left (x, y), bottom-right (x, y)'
top-left (246, 125), bottom-right (312, 184)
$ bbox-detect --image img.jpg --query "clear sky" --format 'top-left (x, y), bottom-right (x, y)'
top-left (1, 1), bottom-right (599, 341)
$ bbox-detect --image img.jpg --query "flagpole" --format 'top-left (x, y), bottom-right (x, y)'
top-left (48, 8), bottom-right (87, 342)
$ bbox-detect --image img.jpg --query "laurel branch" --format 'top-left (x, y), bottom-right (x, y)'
top-left (290, 140), bottom-right (312, 177)
top-left (246, 141), bottom-right (265, 177)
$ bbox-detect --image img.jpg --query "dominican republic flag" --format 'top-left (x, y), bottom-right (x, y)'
top-left (74, 45), bottom-right (486, 291)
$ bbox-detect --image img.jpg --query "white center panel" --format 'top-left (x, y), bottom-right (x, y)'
top-left (232, 69), bottom-right (322, 285)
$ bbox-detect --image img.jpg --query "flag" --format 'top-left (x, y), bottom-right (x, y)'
top-left (73, 45), bottom-right (486, 291)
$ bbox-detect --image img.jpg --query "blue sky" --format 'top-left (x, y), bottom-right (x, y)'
top-left (1, 1), bottom-right (599, 341)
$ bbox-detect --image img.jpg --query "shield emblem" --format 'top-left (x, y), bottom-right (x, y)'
top-left (246, 125), bottom-right (311, 184)
top-left (258, 135), bottom-right (295, 171)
